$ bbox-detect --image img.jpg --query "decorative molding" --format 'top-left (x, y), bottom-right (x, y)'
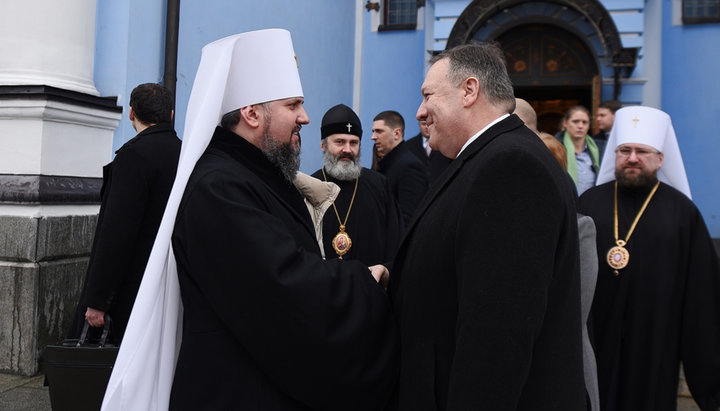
top-left (0, 99), bottom-right (124, 130)
top-left (0, 174), bottom-right (102, 204)
top-left (0, 85), bottom-right (121, 113)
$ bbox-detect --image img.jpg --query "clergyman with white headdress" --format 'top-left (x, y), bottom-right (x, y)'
top-left (99, 29), bottom-right (397, 411)
top-left (578, 106), bottom-right (720, 411)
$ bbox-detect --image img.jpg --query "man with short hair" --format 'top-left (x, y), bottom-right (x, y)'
top-left (579, 106), bottom-right (720, 411)
top-left (102, 30), bottom-right (397, 411)
top-left (69, 82), bottom-right (180, 343)
top-left (372, 110), bottom-right (427, 227)
top-left (390, 42), bottom-right (585, 410)
top-left (593, 99), bottom-right (621, 142)
top-left (311, 104), bottom-right (400, 264)
top-left (406, 118), bottom-right (452, 186)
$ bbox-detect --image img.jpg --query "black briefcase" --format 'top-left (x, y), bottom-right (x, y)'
top-left (41, 317), bottom-right (119, 411)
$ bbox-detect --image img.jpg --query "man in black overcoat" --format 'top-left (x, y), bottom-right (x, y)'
top-left (69, 83), bottom-right (180, 342)
top-left (406, 118), bottom-right (452, 186)
top-left (389, 43), bottom-right (586, 410)
top-left (372, 110), bottom-right (428, 228)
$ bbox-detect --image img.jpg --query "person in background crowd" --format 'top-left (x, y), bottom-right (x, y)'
top-left (372, 110), bottom-right (428, 228)
top-left (593, 100), bottom-right (622, 143)
top-left (513, 97), bottom-right (538, 133)
top-left (555, 105), bottom-right (604, 195)
top-left (406, 118), bottom-right (452, 186)
top-left (69, 82), bottom-right (180, 343)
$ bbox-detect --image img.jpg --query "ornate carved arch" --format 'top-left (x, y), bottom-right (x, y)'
top-left (446, 0), bottom-right (638, 98)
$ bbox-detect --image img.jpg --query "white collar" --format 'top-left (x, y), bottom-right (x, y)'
top-left (457, 113), bottom-right (510, 158)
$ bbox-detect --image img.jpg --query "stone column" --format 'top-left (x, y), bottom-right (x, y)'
top-left (0, 0), bottom-right (122, 376)
top-left (0, 0), bottom-right (99, 95)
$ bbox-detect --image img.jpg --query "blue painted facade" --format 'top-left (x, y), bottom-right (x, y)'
top-left (660, 0), bottom-right (720, 235)
top-left (93, 0), bottom-right (720, 236)
top-left (359, 13), bottom-right (426, 163)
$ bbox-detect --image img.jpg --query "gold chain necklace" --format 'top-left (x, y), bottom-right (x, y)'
top-left (321, 168), bottom-right (359, 259)
top-left (606, 180), bottom-right (660, 276)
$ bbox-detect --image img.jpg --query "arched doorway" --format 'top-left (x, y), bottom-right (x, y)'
top-left (496, 24), bottom-right (599, 134)
top-left (446, 0), bottom-right (638, 135)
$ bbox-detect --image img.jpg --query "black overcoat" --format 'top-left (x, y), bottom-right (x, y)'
top-left (71, 123), bottom-right (180, 342)
top-left (406, 133), bottom-right (453, 187)
top-left (390, 115), bottom-right (586, 410)
top-left (377, 140), bottom-right (428, 229)
top-left (169, 127), bottom-right (398, 411)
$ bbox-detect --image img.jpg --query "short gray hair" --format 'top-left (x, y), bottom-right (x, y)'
top-left (431, 42), bottom-right (516, 113)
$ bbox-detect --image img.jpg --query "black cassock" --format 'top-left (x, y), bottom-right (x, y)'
top-left (579, 181), bottom-right (720, 411)
top-left (169, 127), bottom-right (398, 411)
top-left (311, 167), bottom-right (401, 265)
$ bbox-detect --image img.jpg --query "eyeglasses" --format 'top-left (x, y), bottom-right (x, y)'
top-left (616, 147), bottom-right (660, 159)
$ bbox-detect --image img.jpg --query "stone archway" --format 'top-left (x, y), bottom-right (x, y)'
top-left (496, 23), bottom-right (599, 133)
top-left (446, 0), bottom-right (638, 132)
top-left (445, 0), bottom-right (637, 133)
top-left (446, 0), bottom-right (637, 81)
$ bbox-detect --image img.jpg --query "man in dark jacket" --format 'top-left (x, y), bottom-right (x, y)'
top-left (390, 42), bottom-right (585, 410)
top-left (593, 99), bottom-right (621, 143)
top-left (372, 110), bottom-right (428, 228)
top-left (69, 83), bottom-right (180, 343)
top-left (406, 118), bottom-right (452, 187)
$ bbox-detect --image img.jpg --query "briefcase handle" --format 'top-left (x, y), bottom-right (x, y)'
top-left (77, 314), bottom-right (113, 348)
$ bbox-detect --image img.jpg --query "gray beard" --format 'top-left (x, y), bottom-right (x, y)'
top-left (323, 150), bottom-right (362, 181)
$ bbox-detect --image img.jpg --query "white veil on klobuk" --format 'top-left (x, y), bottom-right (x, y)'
top-left (595, 105), bottom-right (691, 199)
top-left (101, 28), bottom-right (303, 411)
